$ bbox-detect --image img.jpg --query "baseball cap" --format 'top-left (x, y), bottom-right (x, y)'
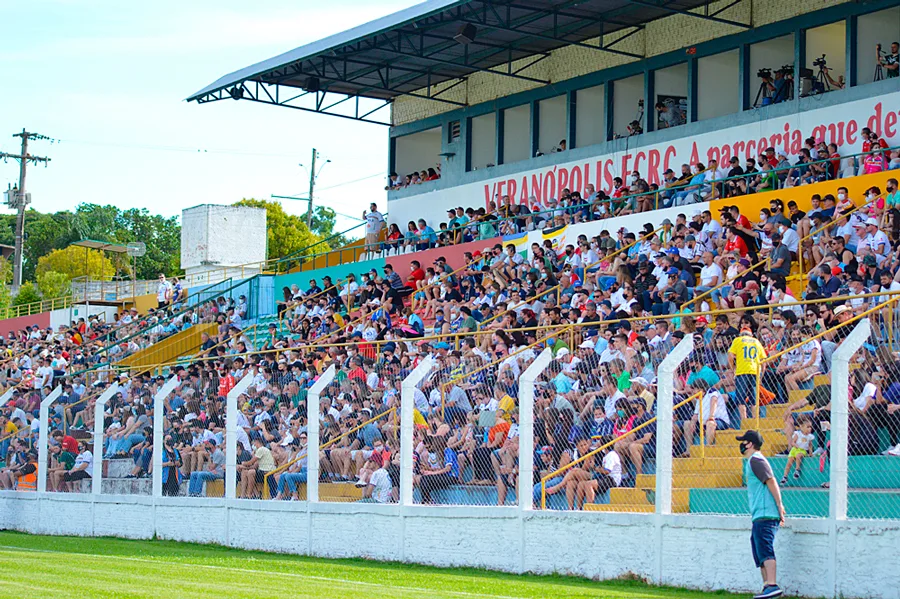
top-left (578, 339), bottom-right (595, 349)
top-left (735, 430), bottom-right (764, 448)
top-left (866, 217), bottom-right (878, 226)
top-left (662, 218), bottom-right (673, 226)
top-left (434, 342), bottom-right (451, 350)
top-left (863, 255), bottom-right (877, 266)
top-left (666, 267), bottom-right (679, 276)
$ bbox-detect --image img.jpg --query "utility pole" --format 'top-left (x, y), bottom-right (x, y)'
top-left (306, 147), bottom-right (316, 229)
top-left (1, 129), bottom-right (52, 293)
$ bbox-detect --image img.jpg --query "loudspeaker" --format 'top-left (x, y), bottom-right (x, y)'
top-left (454, 23), bottom-right (477, 45)
top-left (229, 86), bottom-right (244, 100)
top-left (304, 77), bottom-right (320, 92)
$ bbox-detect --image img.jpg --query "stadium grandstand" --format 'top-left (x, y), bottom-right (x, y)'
top-left (2, 1), bottom-right (900, 597)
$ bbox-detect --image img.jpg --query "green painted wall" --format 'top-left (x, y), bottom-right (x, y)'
top-left (272, 257), bottom-right (386, 295)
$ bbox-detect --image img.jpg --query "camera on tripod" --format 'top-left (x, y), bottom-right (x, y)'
top-left (812, 54), bottom-right (827, 69)
top-left (777, 64), bottom-right (794, 78)
top-left (757, 68), bottom-right (772, 79)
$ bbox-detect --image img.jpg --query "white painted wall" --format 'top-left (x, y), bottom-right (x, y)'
top-left (575, 84), bottom-right (605, 148)
top-left (503, 104), bottom-right (531, 164)
top-left (698, 50), bottom-right (740, 121)
top-left (537, 95), bottom-right (567, 155)
top-left (806, 21), bottom-right (846, 87)
top-left (857, 7), bottom-right (900, 85)
top-left (395, 127), bottom-right (442, 178)
top-left (470, 112), bottom-right (496, 171)
top-left (655, 63), bottom-right (688, 99)
top-left (1, 494), bottom-right (897, 599)
top-left (612, 74), bottom-right (644, 138)
top-left (180, 205), bottom-right (267, 270)
top-left (49, 305), bottom-right (117, 330)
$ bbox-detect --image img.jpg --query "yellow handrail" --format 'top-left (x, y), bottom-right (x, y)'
top-left (439, 324), bottom-right (576, 418)
top-left (754, 294), bottom-right (900, 429)
top-left (797, 193), bottom-right (882, 275)
top-left (262, 407), bottom-right (397, 498)
top-left (690, 255), bottom-right (769, 311)
top-left (540, 391), bottom-right (702, 510)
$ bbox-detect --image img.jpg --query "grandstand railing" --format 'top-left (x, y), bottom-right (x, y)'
top-left (0, 295), bottom-right (73, 320)
top-left (385, 147), bottom-right (897, 254)
top-left (539, 391), bottom-right (703, 510)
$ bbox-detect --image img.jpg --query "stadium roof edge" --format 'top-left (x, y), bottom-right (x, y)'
top-left (186, 0), bottom-right (464, 102)
top-left (187, 0), bottom-right (750, 124)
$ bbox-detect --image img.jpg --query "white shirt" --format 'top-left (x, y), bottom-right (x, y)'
top-left (854, 382), bottom-right (877, 411)
top-left (866, 230), bottom-right (891, 258)
top-left (365, 211), bottom-right (385, 235)
top-left (602, 450), bottom-right (622, 486)
top-left (368, 468), bottom-right (393, 503)
top-left (74, 450), bottom-right (94, 477)
top-left (702, 219), bottom-right (723, 240)
top-left (157, 280), bottom-right (171, 302)
top-left (695, 389), bottom-right (730, 425)
top-left (780, 227), bottom-right (800, 253)
top-left (800, 339), bottom-right (822, 370)
top-left (699, 263), bottom-right (723, 287)
top-left (792, 430), bottom-right (814, 452)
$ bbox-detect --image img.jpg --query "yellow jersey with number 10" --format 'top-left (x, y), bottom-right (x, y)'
top-left (728, 336), bottom-right (767, 376)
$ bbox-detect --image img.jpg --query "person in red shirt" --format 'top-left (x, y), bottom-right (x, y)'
top-left (764, 147), bottom-right (778, 168)
top-left (217, 367), bottom-right (235, 397)
top-left (406, 260), bottom-right (425, 289)
top-left (724, 226), bottom-right (749, 258)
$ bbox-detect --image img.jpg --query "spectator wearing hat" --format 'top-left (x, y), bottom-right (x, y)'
top-left (736, 430), bottom-right (785, 599)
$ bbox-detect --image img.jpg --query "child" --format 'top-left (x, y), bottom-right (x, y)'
top-left (781, 416), bottom-right (814, 485)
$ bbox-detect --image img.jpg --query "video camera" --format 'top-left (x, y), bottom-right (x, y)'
top-left (777, 64), bottom-right (794, 77)
top-left (757, 67), bottom-right (772, 79)
top-left (812, 54), bottom-right (827, 68)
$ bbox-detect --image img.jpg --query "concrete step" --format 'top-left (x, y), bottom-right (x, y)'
top-left (741, 416), bottom-right (785, 430)
top-left (608, 488), bottom-right (690, 510)
top-left (635, 472), bottom-right (744, 489)
top-left (103, 458), bottom-right (135, 479)
top-left (674, 457), bottom-right (745, 472)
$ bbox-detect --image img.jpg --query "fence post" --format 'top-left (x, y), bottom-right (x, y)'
top-left (400, 356), bottom-right (434, 506)
top-left (225, 374), bottom-right (254, 500)
top-left (830, 318), bottom-right (869, 520)
top-left (827, 317), bottom-right (869, 599)
top-left (519, 348), bottom-right (553, 512)
top-left (152, 376), bottom-right (180, 498)
top-left (655, 335), bottom-right (694, 516)
top-left (307, 365), bottom-right (335, 503)
top-left (37, 386), bottom-right (63, 494)
top-left (91, 383), bottom-right (121, 495)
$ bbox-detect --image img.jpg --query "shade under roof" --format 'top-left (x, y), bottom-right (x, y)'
top-left (188, 0), bottom-right (748, 123)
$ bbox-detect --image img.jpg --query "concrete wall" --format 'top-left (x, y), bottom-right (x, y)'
top-left (273, 257), bottom-right (385, 295)
top-left (1, 493), bottom-right (898, 599)
top-left (502, 105), bottom-right (531, 164)
top-left (391, 0), bottom-right (855, 125)
top-left (181, 204), bottom-right (267, 270)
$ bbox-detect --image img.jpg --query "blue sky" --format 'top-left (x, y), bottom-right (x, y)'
top-left (0, 0), bottom-right (417, 231)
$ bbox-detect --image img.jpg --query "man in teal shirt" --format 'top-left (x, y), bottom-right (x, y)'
top-left (736, 430), bottom-right (786, 599)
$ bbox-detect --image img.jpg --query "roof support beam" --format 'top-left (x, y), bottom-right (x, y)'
top-left (627, 0), bottom-right (750, 29)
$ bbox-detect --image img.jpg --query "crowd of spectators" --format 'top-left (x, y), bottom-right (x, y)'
top-left (3, 170), bottom-right (900, 506)
top-left (377, 139), bottom-right (898, 255)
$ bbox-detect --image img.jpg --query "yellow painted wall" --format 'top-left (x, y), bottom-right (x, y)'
top-left (119, 322), bottom-right (218, 372)
top-left (708, 170), bottom-right (896, 217)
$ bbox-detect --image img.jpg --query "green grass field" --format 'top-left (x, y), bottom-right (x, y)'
top-left (0, 531), bottom-right (742, 599)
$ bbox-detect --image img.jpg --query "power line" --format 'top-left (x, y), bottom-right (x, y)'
top-left (0, 129), bottom-right (52, 291)
top-left (52, 138), bottom-right (304, 158)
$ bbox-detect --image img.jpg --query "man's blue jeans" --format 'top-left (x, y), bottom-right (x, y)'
top-left (188, 471), bottom-right (223, 496)
top-left (277, 470), bottom-right (308, 496)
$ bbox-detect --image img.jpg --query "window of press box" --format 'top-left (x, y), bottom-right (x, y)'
top-left (469, 113), bottom-right (496, 171)
top-left (394, 127), bottom-right (442, 183)
top-left (698, 49), bottom-right (740, 121)
top-left (575, 84), bottom-right (605, 148)
top-left (802, 22), bottom-right (846, 97)
top-left (653, 63), bottom-right (688, 130)
top-left (537, 95), bottom-right (567, 156)
top-left (748, 34), bottom-right (796, 108)
top-left (856, 7), bottom-right (900, 86)
top-left (611, 74), bottom-right (645, 139)
top-left (501, 104), bottom-right (531, 165)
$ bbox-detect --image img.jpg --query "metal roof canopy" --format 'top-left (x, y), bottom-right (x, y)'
top-left (71, 239), bottom-right (129, 254)
top-left (187, 0), bottom-right (749, 125)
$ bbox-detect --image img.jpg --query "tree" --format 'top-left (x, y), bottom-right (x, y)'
top-left (309, 206), bottom-right (350, 250)
top-left (36, 246), bottom-right (116, 281)
top-left (233, 199), bottom-right (323, 261)
top-left (12, 282), bottom-right (42, 307)
top-left (37, 271), bottom-right (71, 299)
